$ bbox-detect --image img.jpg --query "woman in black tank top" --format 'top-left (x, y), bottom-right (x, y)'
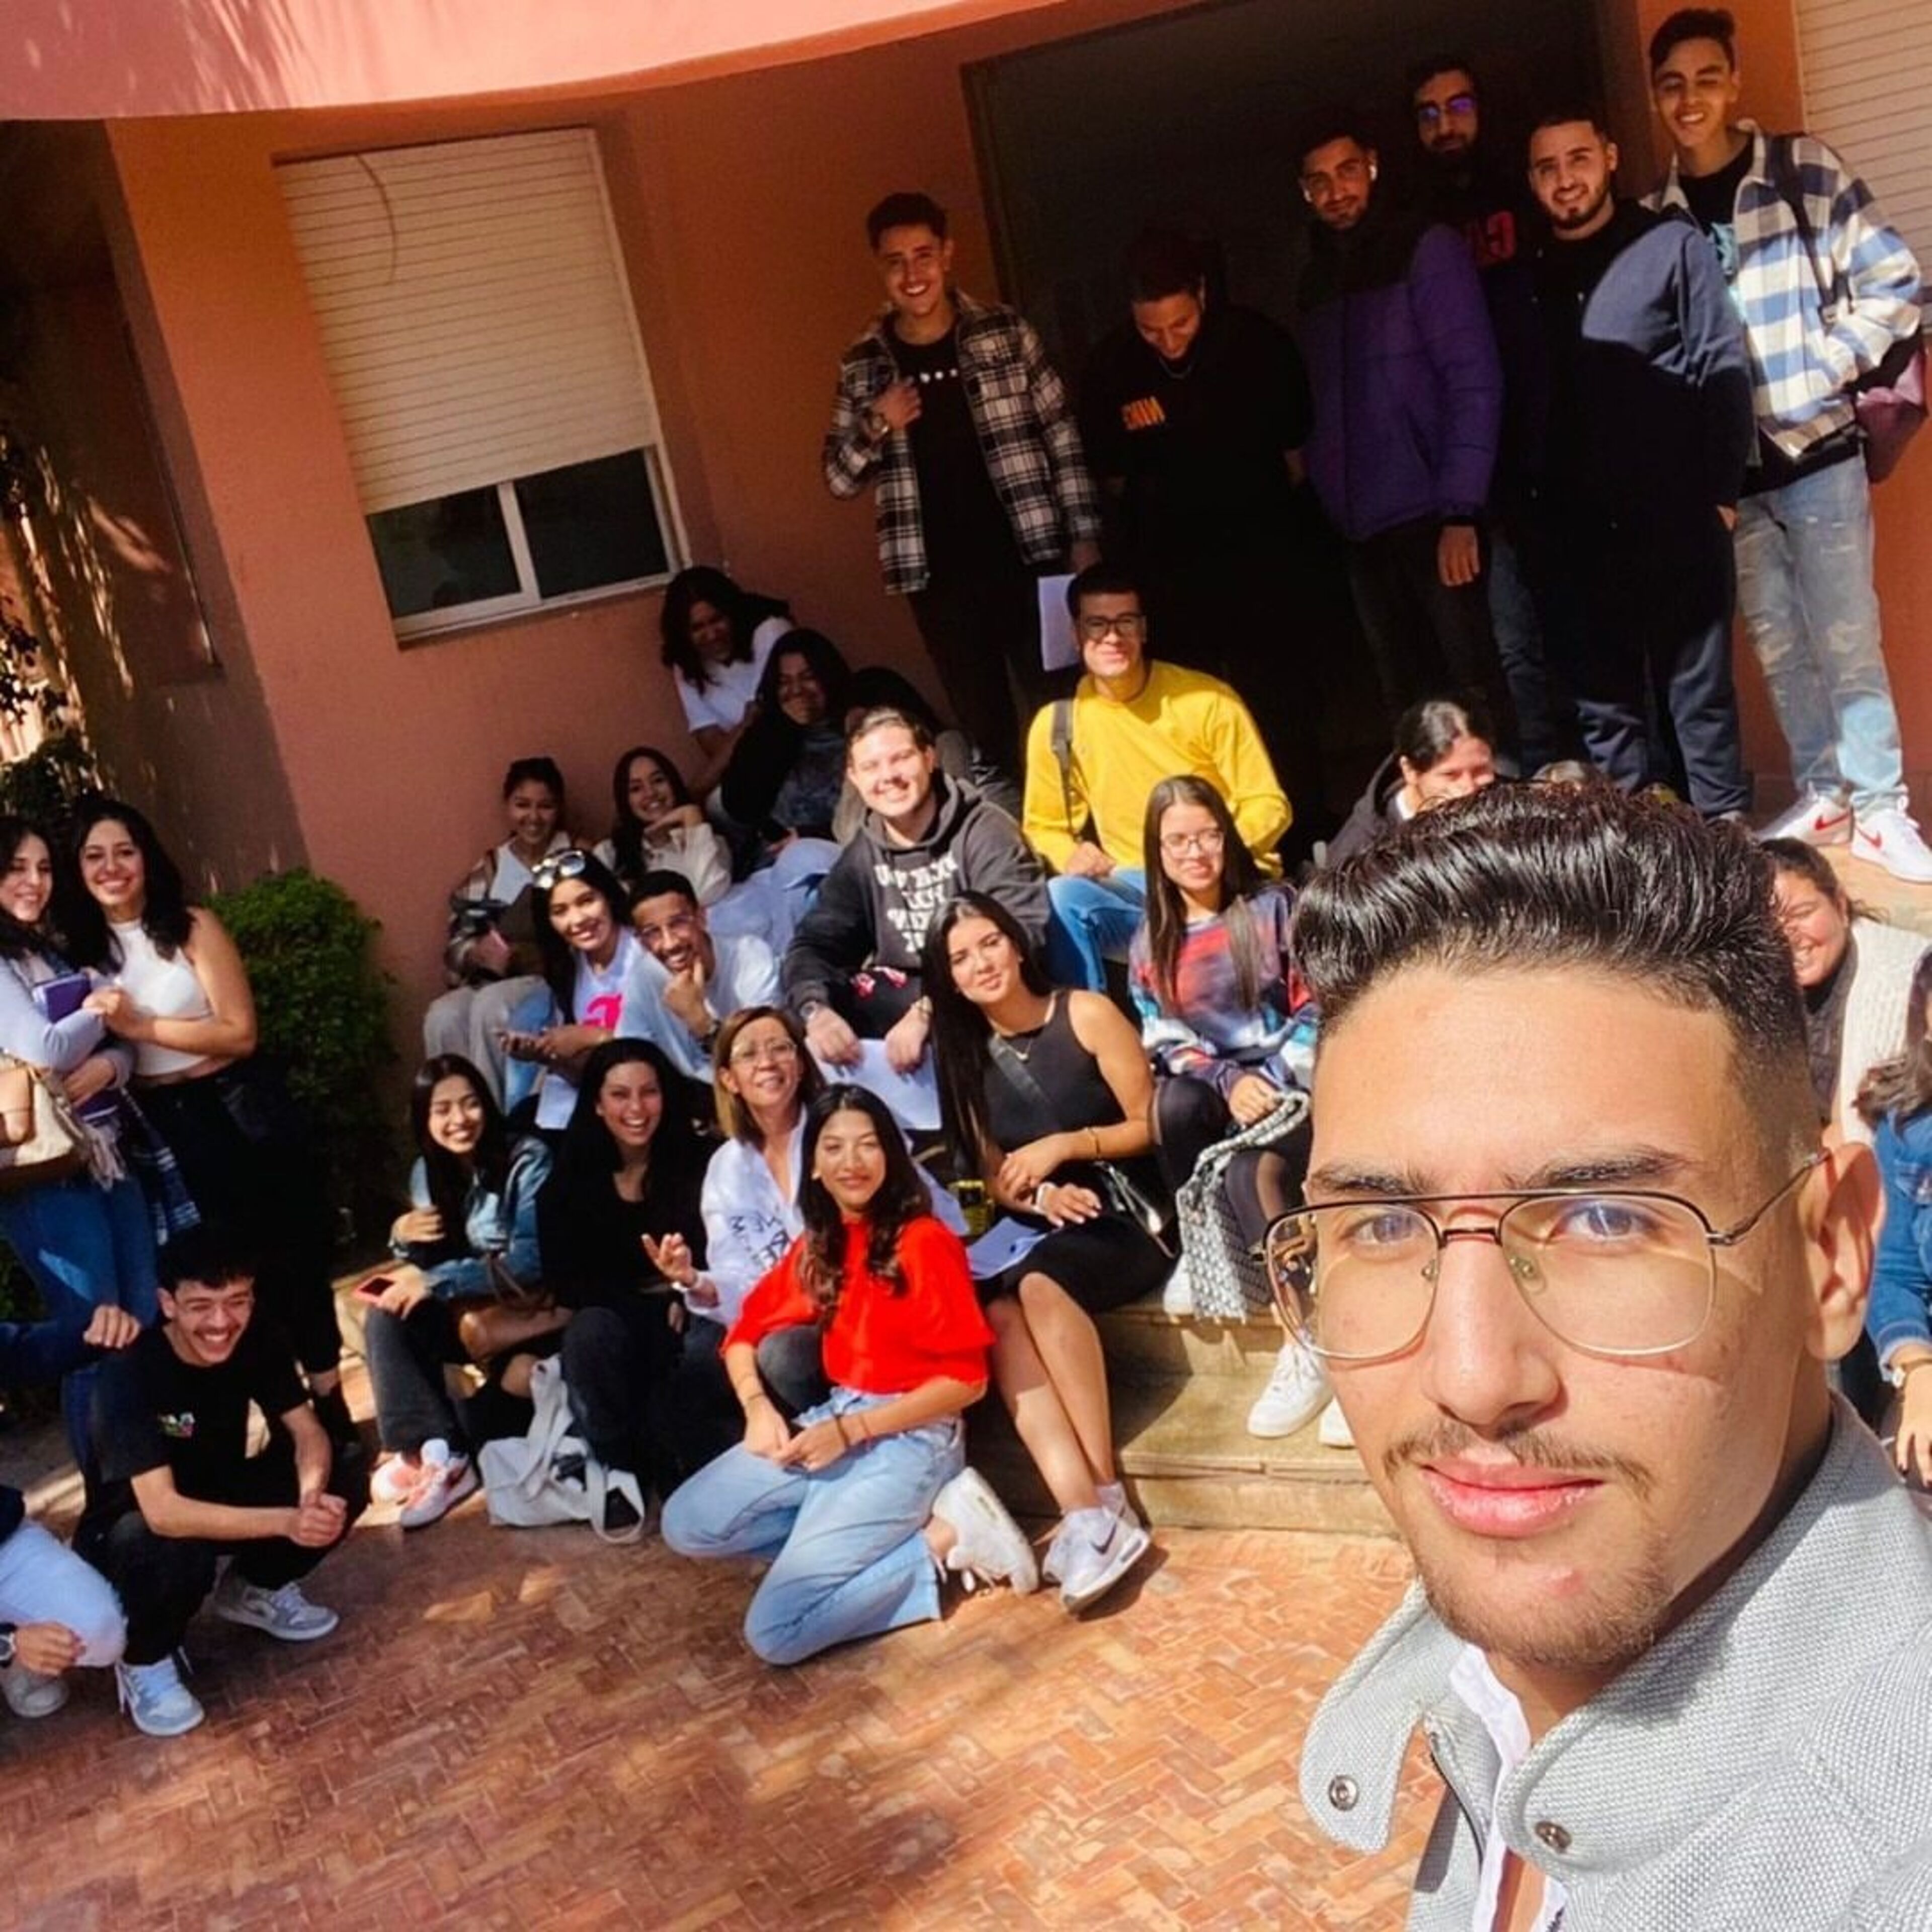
top-left (925, 894), bottom-right (1164, 1613)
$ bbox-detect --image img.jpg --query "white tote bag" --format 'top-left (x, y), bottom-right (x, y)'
top-left (478, 1356), bottom-right (594, 1527)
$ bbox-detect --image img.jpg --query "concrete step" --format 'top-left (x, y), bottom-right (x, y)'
top-left (970, 1373), bottom-right (1391, 1538)
top-left (1093, 1293), bottom-right (1284, 1381)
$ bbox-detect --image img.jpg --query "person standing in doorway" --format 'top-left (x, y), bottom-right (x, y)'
top-left (824, 191), bottom-right (1100, 774)
top-left (1520, 108), bottom-right (1755, 818)
top-left (1646, 8), bottom-right (1928, 878)
top-left (1293, 112), bottom-right (1515, 755)
top-left (1408, 56), bottom-right (1569, 771)
top-left (1077, 228), bottom-right (1324, 846)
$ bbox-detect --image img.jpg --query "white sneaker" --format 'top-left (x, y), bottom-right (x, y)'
top-left (1045, 1483), bottom-right (1142, 1584)
top-left (1759, 791), bottom-right (1852, 847)
top-left (398, 1448), bottom-right (478, 1531)
top-left (1160, 1256), bottom-right (1195, 1318)
top-left (1852, 807), bottom-right (1932, 884)
top-left (1247, 1337), bottom-right (1330, 1439)
top-left (212, 1573), bottom-right (340, 1642)
top-left (1048, 1505), bottom-right (1152, 1613)
top-left (115, 1655), bottom-right (205, 1736)
top-left (931, 1468), bottom-right (1038, 1595)
top-left (371, 1454), bottom-right (423, 1506)
top-left (1, 1661), bottom-right (68, 1719)
top-left (1317, 1397), bottom-right (1355, 1450)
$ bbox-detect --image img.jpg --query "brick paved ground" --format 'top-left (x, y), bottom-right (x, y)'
top-left (2, 1389), bottom-right (1427, 1931)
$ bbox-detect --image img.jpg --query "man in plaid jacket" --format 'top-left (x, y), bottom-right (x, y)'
top-left (823, 191), bottom-right (1099, 772)
top-left (1647, 7), bottom-right (1929, 880)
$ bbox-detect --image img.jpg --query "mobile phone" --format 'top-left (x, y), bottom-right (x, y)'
top-left (354, 1276), bottom-right (392, 1304)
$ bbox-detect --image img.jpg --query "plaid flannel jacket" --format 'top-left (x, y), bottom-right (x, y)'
top-left (1648, 123), bottom-right (1922, 459)
top-left (822, 291), bottom-right (1100, 595)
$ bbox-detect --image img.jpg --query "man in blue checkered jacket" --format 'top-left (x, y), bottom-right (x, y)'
top-left (1646, 7), bottom-right (1928, 881)
top-left (824, 191), bottom-right (1100, 776)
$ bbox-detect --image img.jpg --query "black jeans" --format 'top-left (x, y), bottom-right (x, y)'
top-left (560, 1295), bottom-right (686, 1495)
top-left (907, 557), bottom-right (1047, 775)
top-left (1529, 514), bottom-right (1747, 818)
top-left (754, 1323), bottom-right (831, 1421)
top-left (76, 1437), bottom-right (369, 1664)
top-left (138, 1064), bottom-right (342, 1377)
top-left (364, 1300), bottom-right (466, 1456)
top-left (1345, 517), bottom-right (1518, 757)
top-left (1152, 1077), bottom-right (1313, 1251)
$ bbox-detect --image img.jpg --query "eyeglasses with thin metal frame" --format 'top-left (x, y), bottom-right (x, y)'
top-left (728, 1038), bottom-right (800, 1069)
top-left (1158, 828), bottom-right (1227, 857)
top-left (1415, 93), bottom-right (1477, 125)
top-left (1264, 1152), bottom-right (1825, 1363)
top-left (1077, 612), bottom-right (1148, 641)
top-left (531, 849), bottom-right (591, 891)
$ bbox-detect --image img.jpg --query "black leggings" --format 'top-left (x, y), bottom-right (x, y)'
top-left (1153, 1077), bottom-right (1311, 1250)
top-left (139, 1063), bottom-right (342, 1377)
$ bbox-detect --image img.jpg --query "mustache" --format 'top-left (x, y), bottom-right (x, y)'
top-left (1384, 1420), bottom-right (1655, 1499)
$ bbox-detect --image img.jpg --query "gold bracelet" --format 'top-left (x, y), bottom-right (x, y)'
top-left (1088, 1126), bottom-right (1102, 1158)
top-left (735, 1385), bottom-right (767, 1407)
top-left (832, 1413), bottom-right (852, 1447)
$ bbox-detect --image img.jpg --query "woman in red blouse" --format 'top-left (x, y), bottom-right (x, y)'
top-left (659, 1085), bottom-right (1036, 1663)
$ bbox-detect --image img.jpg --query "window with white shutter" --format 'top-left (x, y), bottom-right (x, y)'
top-left (279, 128), bottom-right (684, 638)
top-left (1795, 0), bottom-right (1932, 272)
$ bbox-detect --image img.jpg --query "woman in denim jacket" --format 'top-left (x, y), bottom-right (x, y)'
top-left (1855, 946), bottom-right (1932, 1487)
top-left (362, 1055), bottom-right (561, 1528)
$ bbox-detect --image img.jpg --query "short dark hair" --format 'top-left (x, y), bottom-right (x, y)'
top-left (628, 869), bottom-right (700, 913)
top-left (159, 1224), bottom-right (259, 1297)
top-left (1395, 696), bottom-right (1493, 773)
top-left (867, 192), bottom-right (948, 250)
top-left (1296, 108), bottom-right (1376, 174)
top-left (1649, 7), bottom-right (1737, 72)
top-left (846, 705), bottom-right (936, 754)
top-left (1530, 101), bottom-right (1615, 142)
top-left (1065, 560), bottom-right (1144, 617)
top-left (1294, 786), bottom-right (1814, 1158)
top-left (503, 757), bottom-right (564, 803)
top-left (1406, 53), bottom-right (1478, 101)
top-left (1124, 226), bottom-right (1208, 303)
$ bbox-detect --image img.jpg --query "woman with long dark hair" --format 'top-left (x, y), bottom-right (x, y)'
top-left (1857, 950), bottom-right (1932, 1489)
top-left (1130, 775), bottom-right (1331, 1441)
top-left (662, 1084), bottom-right (1035, 1663)
top-left (593, 745), bottom-right (731, 903)
top-left (718, 630), bottom-right (853, 852)
top-left (659, 566), bottom-right (793, 798)
top-left (536, 1039), bottom-right (719, 1541)
top-left (0, 815), bottom-right (158, 1457)
top-left (924, 892), bottom-right (1162, 1613)
top-left (64, 798), bottom-right (347, 1434)
top-left (362, 1054), bottom-right (562, 1528)
top-left (1325, 695), bottom-right (1499, 867)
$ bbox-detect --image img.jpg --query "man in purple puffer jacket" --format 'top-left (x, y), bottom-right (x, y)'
top-left (1293, 110), bottom-right (1514, 756)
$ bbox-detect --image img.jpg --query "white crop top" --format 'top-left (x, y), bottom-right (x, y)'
top-left (111, 918), bottom-right (216, 1077)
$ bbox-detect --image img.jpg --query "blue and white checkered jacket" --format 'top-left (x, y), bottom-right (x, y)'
top-left (1648, 123), bottom-right (1921, 459)
top-left (822, 291), bottom-right (1099, 596)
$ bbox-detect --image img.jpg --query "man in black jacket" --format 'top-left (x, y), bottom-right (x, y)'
top-left (1519, 107), bottom-right (1754, 814)
top-left (785, 706), bottom-right (1049, 1075)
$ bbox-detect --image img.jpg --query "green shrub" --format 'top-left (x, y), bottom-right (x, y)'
top-left (0, 733), bottom-right (99, 825)
top-left (210, 868), bottom-right (397, 1242)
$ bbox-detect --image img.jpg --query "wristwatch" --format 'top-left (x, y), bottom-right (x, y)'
top-left (0, 1622), bottom-right (16, 1667)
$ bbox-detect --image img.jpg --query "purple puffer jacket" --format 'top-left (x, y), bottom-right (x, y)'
top-left (1294, 203), bottom-right (1502, 543)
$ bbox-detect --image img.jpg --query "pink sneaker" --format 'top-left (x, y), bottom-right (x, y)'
top-left (371, 1455), bottom-right (422, 1506)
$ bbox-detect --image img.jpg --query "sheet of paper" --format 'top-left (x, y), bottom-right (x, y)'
top-left (1037, 573), bottom-right (1079, 671)
top-left (811, 1039), bottom-right (942, 1133)
top-left (964, 1215), bottom-right (1048, 1281)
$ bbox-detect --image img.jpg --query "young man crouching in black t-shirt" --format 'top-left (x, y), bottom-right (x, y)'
top-left (75, 1226), bottom-right (369, 1736)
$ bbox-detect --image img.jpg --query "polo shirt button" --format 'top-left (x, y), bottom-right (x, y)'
top-left (1327, 1775), bottom-right (1359, 1813)
top-left (1534, 1820), bottom-right (1572, 1854)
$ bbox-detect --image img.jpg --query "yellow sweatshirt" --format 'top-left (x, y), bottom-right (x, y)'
top-left (1021, 660), bottom-right (1291, 874)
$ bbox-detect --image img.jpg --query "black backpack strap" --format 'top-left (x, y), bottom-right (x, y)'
top-left (1767, 132), bottom-right (1838, 313)
top-left (1049, 696), bottom-right (1085, 846)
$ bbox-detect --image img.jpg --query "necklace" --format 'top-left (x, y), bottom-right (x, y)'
top-left (994, 991), bottom-right (1057, 1062)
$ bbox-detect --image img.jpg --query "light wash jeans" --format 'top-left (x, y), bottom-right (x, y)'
top-left (1733, 454), bottom-right (1905, 815)
top-left (0, 1173), bottom-right (158, 1462)
top-left (1043, 868), bottom-right (1147, 992)
top-left (661, 1388), bottom-right (962, 1666)
top-left (0, 1519), bottom-right (126, 1665)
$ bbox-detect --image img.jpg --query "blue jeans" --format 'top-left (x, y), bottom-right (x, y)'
top-left (1044, 869), bottom-right (1146, 991)
top-left (661, 1389), bottom-right (962, 1666)
top-left (0, 1173), bottom-right (158, 1460)
top-left (1733, 454), bottom-right (1904, 815)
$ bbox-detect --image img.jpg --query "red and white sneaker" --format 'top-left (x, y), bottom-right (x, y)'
top-left (371, 1454), bottom-right (422, 1506)
top-left (1757, 792), bottom-right (1852, 847)
top-left (1852, 807), bottom-right (1932, 885)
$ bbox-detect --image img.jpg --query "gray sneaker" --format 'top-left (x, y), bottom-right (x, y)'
top-left (931, 1468), bottom-right (1038, 1595)
top-left (212, 1573), bottom-right (340, 1642)
top-left (115, 1655), bottom-right (205, 1737)
top-left (1050, 1505), bottom-right (1151, 1613)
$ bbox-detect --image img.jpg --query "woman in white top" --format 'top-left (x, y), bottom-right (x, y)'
top-left (503, 850), bottom-right (660, 1135)
top-left (65, 798), bottom-right (350, 1434)
top-left (592, 745), bottom-right (732, 906)
top-left (424, 756), bottom-right (578, 1104)
top-left (659, 567), bottom-right (793, 799)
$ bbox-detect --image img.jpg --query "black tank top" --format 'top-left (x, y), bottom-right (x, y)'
top-left (984, 994), bottom-right (1123, 1151)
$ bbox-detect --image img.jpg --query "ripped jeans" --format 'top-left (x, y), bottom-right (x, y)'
top-left (1733, 454), bottom-right (1905, 816)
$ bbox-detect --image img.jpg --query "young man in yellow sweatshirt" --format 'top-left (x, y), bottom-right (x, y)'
top-left (1022, 563), bottom-right (1291, 987)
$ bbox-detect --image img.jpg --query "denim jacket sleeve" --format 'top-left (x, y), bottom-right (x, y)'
top-left (1868, 1116), bottom-right (1932, 1366)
